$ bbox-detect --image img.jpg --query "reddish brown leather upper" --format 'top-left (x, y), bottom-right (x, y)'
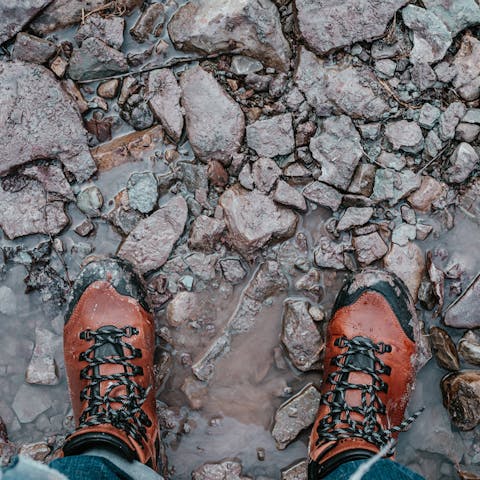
top-left (309, 290), bottom-right (417, 466)
top-left (64, 280), bottom-right (159, 469)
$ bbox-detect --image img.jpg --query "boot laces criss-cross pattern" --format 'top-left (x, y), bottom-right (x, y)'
top-left (315, 335), bottom-right (423, 456)
top-left (78, 325), bottom-right (152, 445)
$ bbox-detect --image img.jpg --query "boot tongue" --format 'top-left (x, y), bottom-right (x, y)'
top-left (340, 336), bottom-right (377, 421)
top-left (96, 340), bottom-right (128, 407)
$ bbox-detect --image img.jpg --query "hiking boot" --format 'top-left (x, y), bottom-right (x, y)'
top-left (62, 258), bottom-right (159, 470)
top-left (308, 269), bottom-right (421, 479)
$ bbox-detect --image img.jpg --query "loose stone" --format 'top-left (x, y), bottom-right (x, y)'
top-left (168, 0), bottom-right (291, 72)
top-left (294, 0), bottom-right (408, 55)
top-left (12, 33), bottom-right (56, 64)
top-left (247, 114), bottom-right (294, 158)
top-left (442, 370), bottom-right (480, 430)
top-left (458, 331), bottom-right (480, 367)
top-left (251, 157), bottom-right (282, 193)
top-left (126, 172), bottom-right (158, 214)
top-left (444, 274), bottom-right (480, 329)
top-left (189, 215), bottom-right (225, 251)
top-left (310, 115), bottom-right (363, 190)
top-left (281, 300), bottom-right (323, 372)
top-left (383, 241), bottom-right (425, 301)
top-left (385, 120), bottom-right (424, 154)
top-left (272, 383), bottom-right (321, 449)
top-left (273, 181), bottom-right (307, 212)
top-left (147, 69), bottom-right (183, 142)
top-left (130, 3), bottom-right (165, 43)
top-left (337, 207), bottom-right (373, 231)
top-left (353, 232), bottom-right (388, 266)
top-left (303, 182), bottom-right (343, 211)
top-left (181, 67), bottom-right (245, 164)
top-left (430, 327), bottom-right (460, 371)
top-left (407, 176), bottom-right (445, 212)
top-left (444, 143), bottom-right (479, 184)
top-left (75, 13), bottom-right (125, 49)
top-left (69, 37), bottom-right (128, 82)
top-left (295, 47), bottom-right (389, 120)
top-left (76, 186), bottom-right (104, 216)
top-left (118, 196), bottom-right (188, 274)
top-left (219, 186), bottom-right (298, 255)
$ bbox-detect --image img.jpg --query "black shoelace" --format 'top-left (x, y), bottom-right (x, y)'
top-left (315, 336), bottom-right (422, 454)
top-left (78, 325), bottom-right (152, 444)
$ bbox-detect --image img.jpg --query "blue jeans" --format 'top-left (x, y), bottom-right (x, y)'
top-left (1, 455), bottom-right (425, 480)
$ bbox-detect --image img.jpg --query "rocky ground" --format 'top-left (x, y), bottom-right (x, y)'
top-left (0, 0), bottom-right (480, 479)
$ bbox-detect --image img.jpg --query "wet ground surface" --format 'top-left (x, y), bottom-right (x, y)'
top-left (0, 1), bottom-right (480, 479)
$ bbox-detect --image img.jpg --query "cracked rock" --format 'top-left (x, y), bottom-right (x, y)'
top-left (353, 232), bottom-right (388, 266)
top-left (402, 5), bottom-right (451, 65)
top-left (303, 181), bottom-right (343, 211)
top-left (272, 383), bottom-right (321, 449)
top-left (274, 181), bottom-right (307, 212)
top-left (147, 69), bottom-right (183, 142)
top-left (69, 37), bottom-right (128, 81)
top-left (219, 185), bottom-right (298, 255)
top-left (168, 0), bottom-right (291, 72)
top-left (337, 207), bottom-right (373, 231)
top-left (181, 66), bottom-right (245, 164)
top-left (294, 0), bottom-right (408, 55)
top-left (310, 116), bottom-right (363, 190)
top-left (247, 114), bottom-right (294, 158)
top-left (0, 61), bottom-right (96, 182)
top-left (385, 120), bottom-right (424, 153)
top-left (118, 195), bottom-right (188, 274)
top-left (295, 47), bottom-right (389, 120)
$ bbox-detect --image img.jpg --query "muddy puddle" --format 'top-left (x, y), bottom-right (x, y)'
top-left (1, 185), bottom-right (478, 479)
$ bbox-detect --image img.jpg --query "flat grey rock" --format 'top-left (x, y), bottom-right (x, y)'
top-left (0, 61), bottom-right (96, 182)
top-left (181, 66), bottom-right (245, 164)
top-left (295, 47), bottom-right (389, 120)
top-left (168, 0), bottom-right (291, 71)
top-left (295, 0), bottom-right (408, 55)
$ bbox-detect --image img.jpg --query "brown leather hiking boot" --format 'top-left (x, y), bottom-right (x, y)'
top-left (308, 269), bottom-right (422, 479)
top-left (62, 258), bottom-right (160, 470)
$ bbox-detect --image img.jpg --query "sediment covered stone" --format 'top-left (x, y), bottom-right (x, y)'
top-left (310, 116), bottom-right (363, 190)
top-left (246, 114), bottom-right (294, 158)
top-left (281, 300), bottom-right (323, 372)
top-left (272, 383), bottom-right (321, 449)
top-left (181, 67), bottom-right (245, 163)
top-left (295, 47), bottom-right (389, 120)
top-left (444, 274), bottom-right (480, 329)
top-left (402, 5), bottom-right (451, 64)
top-left (383, 241), bottom-right (425, 301)
top-left (69, 37), bottom-right (128, 81)
top-left (118, 196), bottom-right (188, 274)
top-left (0, 0), bottom-right (53, 44)
top-left (75, 13), bottom-right (125, 49)
top-left (147, 69), bottom-right (183, 142)
top-left (0, 61), bottom-right (96, 182)
top-left (353, 232), bottom-right (388, 266)
top-left (168, 0), bottom-right (291, 71)
top-left (303, 182), bottom-right (343, 211)
top-left (192, 459), bottom-right (247, 480)
top-left (294, 0), bottom-right (408, 55)
top-left (219, 185), bottom-right (297, 254)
